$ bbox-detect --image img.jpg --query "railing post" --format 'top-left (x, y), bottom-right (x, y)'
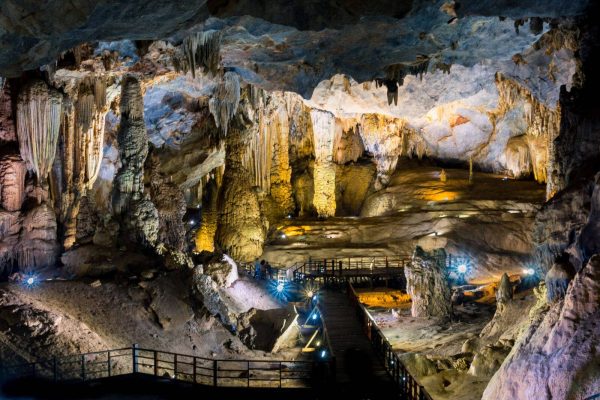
top-left (132, 343), bottom-right (139, 374)
top-left (213, 360), bottom-right (218, 386)
top-left (279, 361), bottom-right (282, 388)
top-left (153, 350), bottom-right (158, 376)
top-left (247, 360), bottom-right (250, 387)
top-left (107, 351), bottom-right (111, 377)
top-left (81, 354), bottom-right (85, 381)
top-left (193, 357), bottom-right (197, 383)
top-left (174, 354), bottom-right (178, 379)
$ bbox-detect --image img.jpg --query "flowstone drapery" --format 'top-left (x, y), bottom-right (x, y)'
top-left (16, 80), bottom-right (62, 184)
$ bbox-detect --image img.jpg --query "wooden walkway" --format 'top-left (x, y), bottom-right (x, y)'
top-left (318, 290), bottom-right (395, 394)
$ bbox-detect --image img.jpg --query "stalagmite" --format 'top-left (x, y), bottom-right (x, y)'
top-left (174, 31), bottom-right (222, 78)
top-left (16, 203), bottom-right (59, 272)
top-left (216, 127), bottom-right (266, 261)
top-left (0, 153), bottom-right (26, 212)
top-left (310, 109), bottom-right (336, 217)
top-left (148, 153), bottom-right (186, 251)
top-left (0, 80), bottom-right (16, 143)
top-left (195, 176), bottom-right (218, 253)
top-left (112, 75), bottom-right (158, 246)
top-left (209, 72), bottom-right (240, 135)
top-left (496, 273), bottom-right (513, 312)
top-left (405, 246), bottom-right (453, 319)
top-left (112, 75), bottom-right (148, 214)
top-left (16, 80), bottom-right (63, 183)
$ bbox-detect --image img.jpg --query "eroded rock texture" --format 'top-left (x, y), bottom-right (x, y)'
top-left (17, 203), bottom-right (59, 273)
top-left (215, 125), bottom-right (266, 261)
top-left (483, 255), bottom-right (600, 400)
top-left (405, 247), bottom-right (452, 319)
top-left (0, 152), bottom-right (26, 212)
top-left (111, 75), bottom-right (158, 246)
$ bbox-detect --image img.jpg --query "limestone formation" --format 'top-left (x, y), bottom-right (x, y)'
top-left (0, 153), bottom-right (26, 212)
top-left (405, 247), bottom-right (452, 319)
top-left (111, 75), bottom-right (158, 246)
top-left (17, 203), bottom-right (59, 272)
top-left (208, 72), bottom-right (240, 135)
top-left (545, 258), bottom-right (575, 302)
top-left (483, 255), bottom-right (600, 400)
top-left (496, 273), bottom-right (513, 310)
top-left (174, 30), bottom-right (222, 78)
top-left (310, 109), bottom-right (336, 217)
top-left (215, 126), bottom-right (266, 262)
top-left (16, 80), bottom-right (63, 183)
top-left (195, 177), bottom-right (219, 253)
top-left (0, 82), bottom-right (15, 143)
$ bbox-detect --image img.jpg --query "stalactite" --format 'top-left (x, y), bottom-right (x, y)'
top-left (310, 109), bottom-right (336, 217)
top-left (57, 76), bottom-right (107, 248)
top-left (360, 114), bottom-right (404, 189)
top-left (208, 72), bottom-right (240, 135)
top-left (16, 80), bottom-right (63, 183)
top-left (174, 30), bottom-right (222, 78)
top-left (495, 73), bottom-right (561, 197)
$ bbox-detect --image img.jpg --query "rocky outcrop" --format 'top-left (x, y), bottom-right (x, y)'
top-left (483, 255), bottom-right (600, 400)
top-left (405, 246), bottom-right (452, 319)
top-left (545, 258), bottom-right (575, 302)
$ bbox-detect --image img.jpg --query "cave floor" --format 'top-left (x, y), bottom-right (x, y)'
top-left (0, 272), bottom-right (303, 367)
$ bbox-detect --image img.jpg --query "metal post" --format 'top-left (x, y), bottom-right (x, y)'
top-left (153, 351), bottom-right (158, 376)
top-left (132, 343), bottom-right (139, 374)
top-left (247, 360), bottom-right (250, 387)
top-left (193, 357), bottom-right (197, 383)
top-left (81, 355), bottom-right (85, 380)
top-left (174, 354), bottom-right (178, 379)
top-left (213, 360), bottom-right (218, 386)
top-left (107, 352), bottom-right (111, 377)
top-left (279, 362), bottom-right (282, 388)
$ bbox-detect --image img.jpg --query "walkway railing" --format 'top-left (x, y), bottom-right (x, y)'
top-left (0, 345), bottom-right (329, 389)
top-left (347, 283), bottom-right (433, 400)
top-left (289, 253), bottom-right (468, 284)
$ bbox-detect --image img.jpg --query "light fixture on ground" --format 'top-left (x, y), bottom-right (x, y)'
top-left (457, 264), bottom-right (467, 274)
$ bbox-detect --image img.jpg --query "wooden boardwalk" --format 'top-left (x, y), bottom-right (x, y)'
top-left (318, 290), bottom-right (395, 394)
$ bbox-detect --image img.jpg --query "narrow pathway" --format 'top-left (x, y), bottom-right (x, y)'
top-left (318, 290), bottom-right (394, 393)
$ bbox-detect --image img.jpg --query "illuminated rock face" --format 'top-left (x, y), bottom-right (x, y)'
top-left (216, 126), bottom-right (265, 262)
top-left (16, 80), bottom-right (62, 183)
top-left (310, 109), bottom-right (336, 218)
top-left (483, 255), bottom-right (600, 400)
top-left (405, 247), bottom-right (452, 319)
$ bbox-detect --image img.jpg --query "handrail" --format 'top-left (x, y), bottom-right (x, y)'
top-left (347, 283), bottom-right (434, 400)
top-left (0, 345), bottom-right (330, 389)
